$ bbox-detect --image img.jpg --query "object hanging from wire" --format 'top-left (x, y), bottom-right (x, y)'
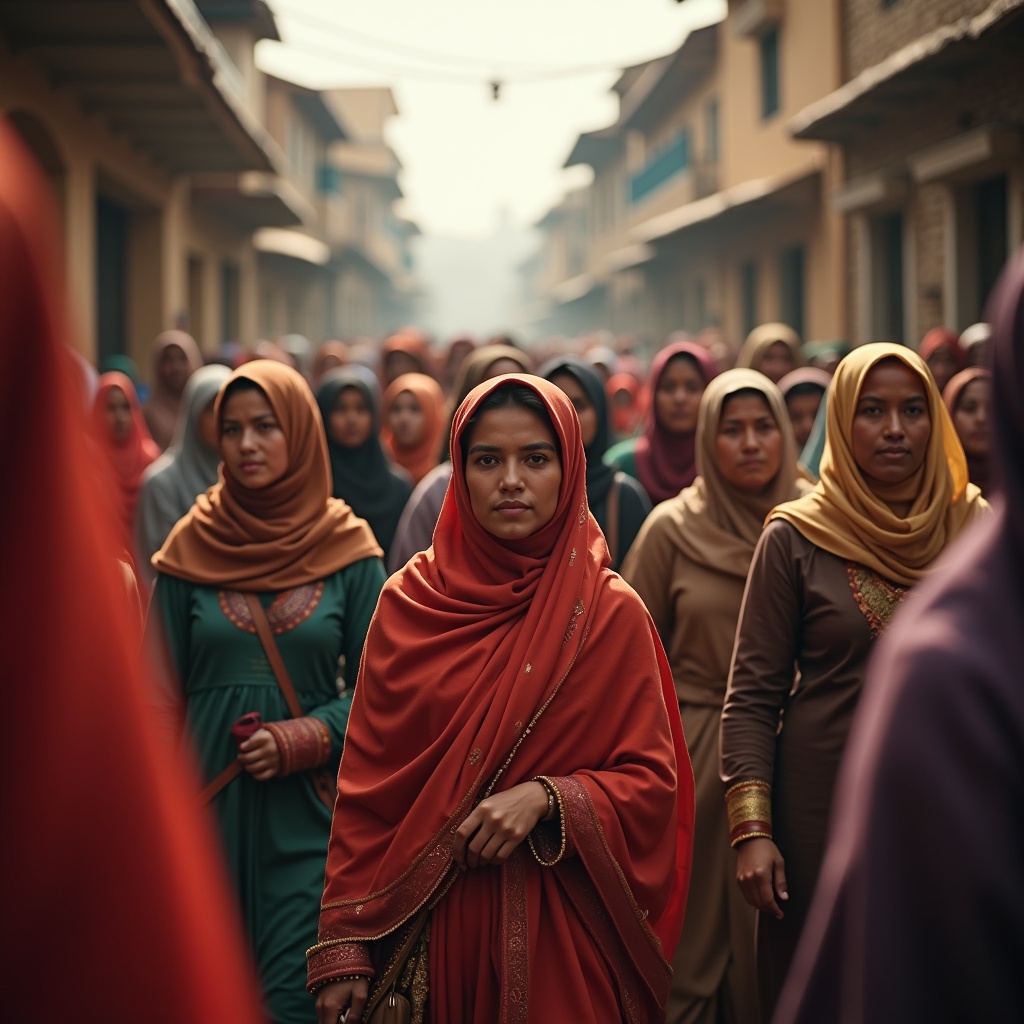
top-left (491, 80), bottom-right (502, 101)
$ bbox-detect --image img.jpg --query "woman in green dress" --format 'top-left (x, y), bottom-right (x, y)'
top-left (148, 361), bottom-right (386, 1024)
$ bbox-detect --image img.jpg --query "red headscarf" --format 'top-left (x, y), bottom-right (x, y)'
top-left (91, 371), bottom-right (160, 538)
top-left (380, 371), bottom-right (446, 484)
top-left (311, 374), bottom-right (692, 1018)
top-left (0, 117), bottom-right (264, 1024)
top-left (607, 371), bottom-right (642, 437)
top-left (634, 341), bottom-right (720, 503)
top-left (920, 327), bottom-right (967, 371)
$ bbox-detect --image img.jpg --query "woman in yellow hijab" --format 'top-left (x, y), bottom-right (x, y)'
top-left (720, 343), bottom-right (987, 1021)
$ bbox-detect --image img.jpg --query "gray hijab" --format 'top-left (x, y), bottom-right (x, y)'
top-left (134, 364), bottom-right (231, 581)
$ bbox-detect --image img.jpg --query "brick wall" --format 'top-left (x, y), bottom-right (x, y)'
top-left (844, 0), bottom-right (994, 80)
top-left (844, 48), bottom-right (1024, 180)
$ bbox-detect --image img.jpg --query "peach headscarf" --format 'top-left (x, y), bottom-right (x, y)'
top-left (153, 361), bottom-right (381, 590)
top-left (380, 371), bottom-right (445, 484)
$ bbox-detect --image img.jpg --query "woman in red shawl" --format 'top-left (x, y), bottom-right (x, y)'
top-left (308, 375), bottom-right (694, 1023)
top-left (92, 370), bottom-right (160, 548)
top-left (605, 341), bottom-right (720, 505)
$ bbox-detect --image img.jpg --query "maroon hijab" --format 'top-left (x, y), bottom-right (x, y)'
top-left (634, 341), bottom-right (720, 503)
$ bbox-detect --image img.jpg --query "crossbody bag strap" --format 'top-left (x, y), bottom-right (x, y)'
top-left (244, 591), bottom-right (303, 719)
top-left (364, 903), bottom-right (431, 1020)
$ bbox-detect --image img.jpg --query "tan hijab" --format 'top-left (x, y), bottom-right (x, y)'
top-left (770, 343), bottom-right (987, 585)
top-left (668, 369), bottom-right (809, 579)
top-left (736, 322), bottom-right (804, 373)
top-left (152, 361), bottom-right (381, 590)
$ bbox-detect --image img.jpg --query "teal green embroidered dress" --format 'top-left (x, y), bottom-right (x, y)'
top-left (151, 558), bottom-right (385, 1024)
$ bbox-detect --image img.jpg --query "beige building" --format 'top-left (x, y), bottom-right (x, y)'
top-left (537, 0), bottom-right (847, 349)
top-left (0, 0), bottom-right (417, 372)
top-left (791, 0), bottom-right (1024, 345)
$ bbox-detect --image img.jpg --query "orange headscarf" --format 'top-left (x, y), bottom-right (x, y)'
top-left (0, 116), bottom-right (264, 1024)
top-left (380, 371), bottom-right (446, 484)
top-left (91, 371), bottom-right (160, 538)
top-left (153, 361), bottom-right (381, 590)
top-left (312, 374), bottom-right (693, 1017)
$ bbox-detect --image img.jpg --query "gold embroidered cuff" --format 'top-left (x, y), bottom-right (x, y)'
top-left (265, 717), bottom-right (332, 776)
top-left (306, 940), bottom-right (374, 994)
top-left (725, 779), bottom-right (773, 847)
top-left (528, 776), bottom-right (572, 866)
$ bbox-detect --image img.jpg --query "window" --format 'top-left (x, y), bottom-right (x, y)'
top-left (705, 99), bottom-right (720, 164)
top-left (779, 246), bottom-right (805, 341)
top-left (740, 260), bottom-right (758, 337)
top-left (976, 176), bottom-right (1008, 314)
top-left (760, 29), bottom-right (780, 119)
top-left (221, 262), bottom-right (240, 344)
top-left (870, 213), bottom-right (904, 344)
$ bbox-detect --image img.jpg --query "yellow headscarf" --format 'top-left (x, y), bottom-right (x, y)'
top-left (769, 343), bottom-right (987, 585)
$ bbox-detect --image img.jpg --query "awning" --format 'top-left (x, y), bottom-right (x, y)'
top-left (0, 0), bottom-right (280, 173)
top-left (191, 171), bottom-right (309, 228)
top-left (632, 165), bottom-right (821, 245)
top-left (254, 228), bottom-right (330, 266)
top-left (549, 273), bottom-right (605, 305)
top-left (790, 0), bottom-right (1024, 142)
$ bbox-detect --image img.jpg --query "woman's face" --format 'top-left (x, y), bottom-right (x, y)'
top-left (850, 360), bottom-right (931, 487)
top-left (219, 388), bottom-right (289, 489)
top-left (388, 390), bottom-right (425, 448)
top-left (654, 355), bottom-right (705, 435)
top-left (159, 344), bottom-right (191, 396)
top-left (198, 397), bottom-right (219, 451)
top-left (786, 390), bottom-right (823, 450)
top-left (952, 379), bottom-right (990, 459)
top-left (549, 372), bottom-right (598, 448)
top-left (714, 393), bottom-right (783, 495)
top-left (759, 341), bottom-right (797, 384)
top-left (464, 403), bottom-right (562, 542)
top-left (330, 387), bottom-right (373, 448)
top-left (105, 387), bottom-right (133, 444)
top-left (925, 347), bottom-right (958, 395)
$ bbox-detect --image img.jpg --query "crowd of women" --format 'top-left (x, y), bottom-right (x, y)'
top-left (9, 110), bottom-right (1022, 1023)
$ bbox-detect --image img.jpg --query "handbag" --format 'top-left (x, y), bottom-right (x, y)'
top-left (243, 592), bottom-right (337, 810)
top-left (364, 905), bottom-right (430, 1024)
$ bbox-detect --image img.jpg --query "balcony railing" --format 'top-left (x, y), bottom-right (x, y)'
top-left (629, 132), bottom-right (691, 205)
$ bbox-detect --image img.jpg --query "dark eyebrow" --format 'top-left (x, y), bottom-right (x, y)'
top-left (857, 392), bottom-right (927, 404)
top-left (467, 441), bottom-right (557, 455)
top-left (221, 412), bottom-right (276, 426)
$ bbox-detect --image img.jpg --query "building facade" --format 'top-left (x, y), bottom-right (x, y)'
top-left (791, 0), bottom-right (1024, 345)
top-left (0, 0), bottom-right (417, 371)
top-left (535, 0), bottom-right (846, 350)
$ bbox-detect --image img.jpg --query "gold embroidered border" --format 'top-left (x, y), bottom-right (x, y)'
top-left (218, 582), bottom-right (325, 635)
top-left (499, 848), bottom-right (530, 1024)
top-left (551, 775), bottom-right (672, 1021)
top-left (846, 563), bottom-right (907, 638)
top-left (306, 941), bottom-right (374, 993)
top-left (264, 717), bottom-right (331, 775)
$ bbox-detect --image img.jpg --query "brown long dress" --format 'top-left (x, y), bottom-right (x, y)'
top-left (720, 519), bottom-right (906, 1017)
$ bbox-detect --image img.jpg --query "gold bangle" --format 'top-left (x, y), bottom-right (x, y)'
top-left (725, 779), bottom-right (773, 847)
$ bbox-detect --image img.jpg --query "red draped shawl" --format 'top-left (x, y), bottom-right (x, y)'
top-left (308, 374), bottom-right (693, 1022)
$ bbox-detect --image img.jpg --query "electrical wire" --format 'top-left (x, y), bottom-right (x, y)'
top-left (265, 5), bottom-right (661, 87)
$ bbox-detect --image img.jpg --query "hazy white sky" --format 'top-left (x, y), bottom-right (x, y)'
top-left (256, 0), bottom-right (725, 239)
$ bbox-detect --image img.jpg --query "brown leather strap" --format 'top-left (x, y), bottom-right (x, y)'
top-left (244, 592), bottom-right (303, 719)
top-left (364, 904), bottom-right (431, 1019)
top-left (606, 472), bottom-right (622, 567)
top-left (200, 761), bottom-right (241, 804)
top-left (243, 592), bottom-right (336, 811)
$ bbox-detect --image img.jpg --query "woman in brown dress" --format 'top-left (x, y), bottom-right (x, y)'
top-left (720, 343), bottom-right (987, 1020)
top-left (624, 369), bottom-right (809, 1024)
